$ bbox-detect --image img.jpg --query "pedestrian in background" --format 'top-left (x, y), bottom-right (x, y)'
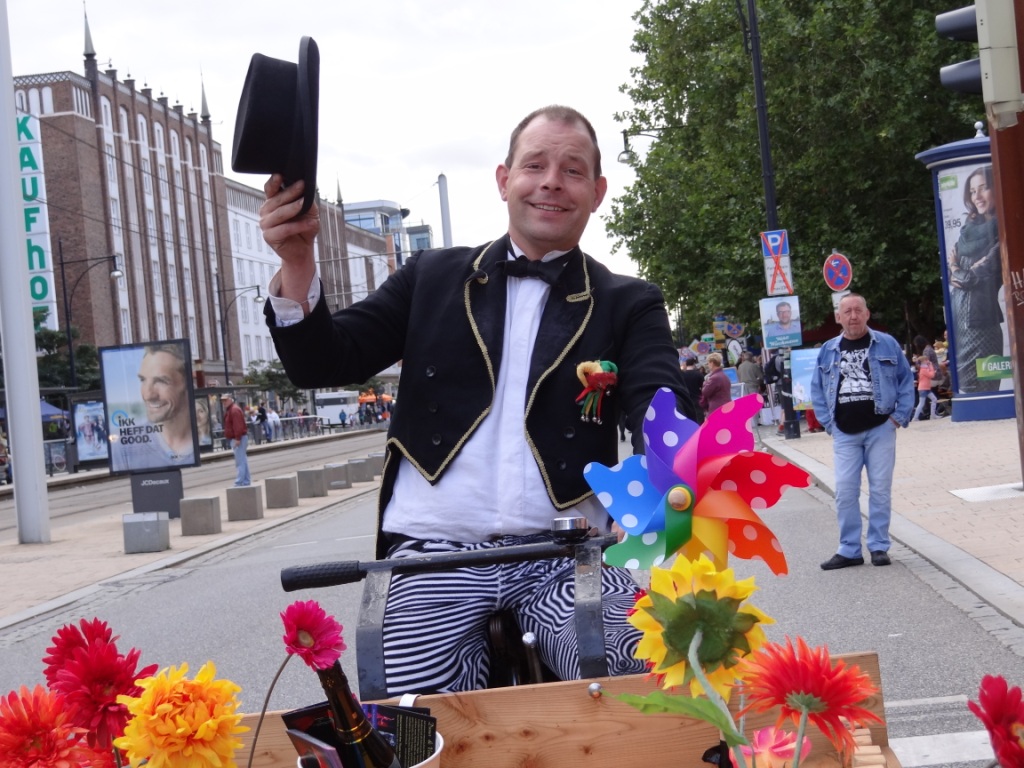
top-left (911, 356), bottom-right (943, 422)
top-left (811, 293), bottom-right (914, 570)
top-left (737, 351), bottom-right (764, 396)
top-left (221, 394), bottom-right (251, 487)
top-left (699, 352), bottom-right (732, 417)
top-left (680, 358), bottom-right (705, 424)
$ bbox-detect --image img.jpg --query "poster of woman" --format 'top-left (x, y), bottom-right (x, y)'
top-left (940, 163), bottom-right (1008, 393)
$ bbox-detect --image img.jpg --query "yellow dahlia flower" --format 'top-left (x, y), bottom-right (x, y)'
top-left (114, 661), bottom-right (247, 768)
top-left (629, 553), bottom-right (773, 701)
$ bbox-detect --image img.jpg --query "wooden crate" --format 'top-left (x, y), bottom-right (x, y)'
top-left (239, 651), bottom-right (902, 768)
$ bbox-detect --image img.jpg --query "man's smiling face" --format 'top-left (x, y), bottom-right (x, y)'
top-left (138, 351), bottom-right (187, 426)
top-left (496, 116), bottom-right (607, 259)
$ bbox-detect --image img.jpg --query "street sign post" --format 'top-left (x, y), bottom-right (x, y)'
top-left (823, 250), bottom-right (853, 292)
top-left (761, 229), bottom-right (794, 296)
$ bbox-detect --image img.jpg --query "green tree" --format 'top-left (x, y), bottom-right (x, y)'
top-left (0, 309), bottom-right (100, 392)
top-left (244, 359), bottom-right (307, 406)
top-left (608, 0), bottom-right (978, 344)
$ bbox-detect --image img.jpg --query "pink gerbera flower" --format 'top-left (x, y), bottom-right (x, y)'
top-left (281, 600), bottom-right (346, 670)
top-left (739, 726), bottom-right (812, 767)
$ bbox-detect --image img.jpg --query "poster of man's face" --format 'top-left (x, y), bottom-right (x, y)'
top-left (100, 340), bottom-right (200, 474)
top-left (759, 296), bottom-right (802, 350)
top-left (937, 162), bottom-right (1011, 393)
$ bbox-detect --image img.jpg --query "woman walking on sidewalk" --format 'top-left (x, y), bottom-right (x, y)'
top-left (912, 356), bottom-right (943, 422)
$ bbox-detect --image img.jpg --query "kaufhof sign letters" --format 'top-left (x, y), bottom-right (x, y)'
top-left (18, 114), bottom-right (58, 330)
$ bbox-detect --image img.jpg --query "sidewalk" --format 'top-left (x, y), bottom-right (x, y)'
top-left (759, 414), bottom-right (1024, 626)
top-left (0, 436), bottom-right (382, 631)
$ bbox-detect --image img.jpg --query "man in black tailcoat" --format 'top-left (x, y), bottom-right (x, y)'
top-left (260, 105), bottom-right (695, 694)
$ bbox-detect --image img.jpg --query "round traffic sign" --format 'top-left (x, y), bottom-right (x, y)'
top-left (823, 252), bottom-right (853, 291)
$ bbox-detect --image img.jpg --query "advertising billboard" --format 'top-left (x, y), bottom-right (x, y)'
top-left (100, 340), bottom-right (200, 474)
top-left (936, 163), bottom-right (1012, 393)
top-left (73, 400), bottom-right (109, 462)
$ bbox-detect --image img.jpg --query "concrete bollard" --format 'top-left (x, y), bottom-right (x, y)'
top-left (297, 468), bottom-right (328, 498)
top-left (324, 463), bottom-right (351, 490)
top-left (180, 497), bottom-right (222, 536)
top-left (227, 485), bottom-right (264, 521)
top-left (366, 452), bottom-right (386, 477)
top-left (265, 475), bottom-right (299, 508)
top-left (123, 512), bottom-right (170, 554)
top-left (347, 459), bottom-right (375, 483)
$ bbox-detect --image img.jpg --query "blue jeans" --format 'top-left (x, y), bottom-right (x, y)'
top-left (832, 421), bottom-right (898, 557)
top-left (232, 436), bottom-right (251, 487)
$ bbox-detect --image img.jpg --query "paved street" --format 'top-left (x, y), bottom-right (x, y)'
top-left (1, 415), bottom-right (1023, 767)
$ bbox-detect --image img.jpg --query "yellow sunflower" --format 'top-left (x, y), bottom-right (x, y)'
top-left (114, 661), bottom-right (247, 768)
top-left (629, 553), bottom-right (773, 701)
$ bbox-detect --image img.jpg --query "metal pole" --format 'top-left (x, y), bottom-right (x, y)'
top-left (746, 0), bottom-right (798, 438)
top-left (987, 16), bottom-right (1024, 483)
top-left (0, 0), bottom-right (51, 542)
top-left (438, 173), bottom-right (453, 248)
top-left (58, 239), bottom-right (78, 389)
top-left (747, 0), bottom-right (778, 231)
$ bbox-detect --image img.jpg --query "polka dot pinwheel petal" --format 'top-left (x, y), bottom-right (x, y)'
top-left (585, 389), bottom-right (807, 574)
top-left (645, 388), bottom-right (700, 489)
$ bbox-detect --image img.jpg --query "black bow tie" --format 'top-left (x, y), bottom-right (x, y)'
top-left (501, 255), bottom-right (567, 286)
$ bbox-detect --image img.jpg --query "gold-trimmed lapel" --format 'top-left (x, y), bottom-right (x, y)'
top-left (464, 237), bottom-right (511, 391)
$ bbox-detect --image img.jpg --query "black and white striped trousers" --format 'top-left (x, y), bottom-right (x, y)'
top-left (381, 534), bottom-right (646, 695)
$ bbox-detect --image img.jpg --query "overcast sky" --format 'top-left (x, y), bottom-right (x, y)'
top-left (6, 0), bottom-right (648, 276)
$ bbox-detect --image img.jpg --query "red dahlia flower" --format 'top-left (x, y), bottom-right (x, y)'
top-left (41, 618), bottom-right (115, 688)
top-left (0, 685), bottom-right (106, 768)
top-left (51, 637), bottom-right (157, 749)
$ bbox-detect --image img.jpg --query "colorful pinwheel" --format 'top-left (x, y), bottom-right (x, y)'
top-left (585, 388), bottom-right (810, 574)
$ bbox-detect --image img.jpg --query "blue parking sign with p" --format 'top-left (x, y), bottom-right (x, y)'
top-left (760, 230), bottom-right (789, 258)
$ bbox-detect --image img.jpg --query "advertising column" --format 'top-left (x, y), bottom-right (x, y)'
top-left (917, 131), bottom-right (1015, 421)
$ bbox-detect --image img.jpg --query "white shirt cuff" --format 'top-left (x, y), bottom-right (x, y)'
top-left (267, 271), bottom-right (320, 327)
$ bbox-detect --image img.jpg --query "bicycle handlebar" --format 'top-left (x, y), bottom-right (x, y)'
top-left (280, 533), bottom-right (617, 592)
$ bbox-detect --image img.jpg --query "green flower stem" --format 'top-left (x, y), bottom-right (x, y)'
top-left (247, 654), bottom-right (293, 768)
top-left (792, 708), bottom-right (809, 768)
top-left (686, 629), bottom-right (748, 768)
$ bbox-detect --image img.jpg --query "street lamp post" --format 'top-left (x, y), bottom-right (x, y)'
top-left (217, 285), bottom-right (265, 385)
top-left (57, 238), bottom-right (123, 389)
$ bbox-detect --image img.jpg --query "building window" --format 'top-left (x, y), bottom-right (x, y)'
top-left (168, 264), bottom-right (177, 298)
top-left (121, 309), bottom-right (131, 344)
top-left (172, 314), bottom-right (182, 337)
top-left (240, 295), bottom-right (249, 324)
top-left (152, 259), bottom-right (162, 296)
top-left (157, 312), bottom-right (166, 338)
top-left (244, 335), bottom-right (252, 366)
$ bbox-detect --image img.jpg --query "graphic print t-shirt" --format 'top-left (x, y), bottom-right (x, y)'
top-left (834, 334), bottom-right (889, 435)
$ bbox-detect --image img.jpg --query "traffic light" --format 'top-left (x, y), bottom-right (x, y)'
top-left (936, 5), bottom-right (980, 93)
top-left (936, 0), bottom-right (1022, 125)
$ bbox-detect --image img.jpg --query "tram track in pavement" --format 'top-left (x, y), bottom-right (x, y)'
top-left (0, 429), bottom-right (388, 534)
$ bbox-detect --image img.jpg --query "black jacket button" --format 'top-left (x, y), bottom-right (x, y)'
top-left (428, 401), bottom-right (439, 413)
top-left (563, 426), bottom-right (576, 439)
top-left (425, 366), bottom-right (437, 378)
top-left (431, 433), bottom-right (442, 446)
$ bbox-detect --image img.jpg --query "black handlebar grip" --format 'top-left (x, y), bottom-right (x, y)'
top-left (280, 560), bottom-right (367, 592)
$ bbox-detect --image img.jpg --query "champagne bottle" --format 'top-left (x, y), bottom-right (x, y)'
top-left (315, 661), bottom-right (403, 768)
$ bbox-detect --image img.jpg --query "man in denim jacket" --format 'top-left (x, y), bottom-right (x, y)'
top-left (810, 293), bottom-right (914, 570)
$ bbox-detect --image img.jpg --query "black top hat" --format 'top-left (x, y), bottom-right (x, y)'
top-left (231, 37), bottom-right (319, 215)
